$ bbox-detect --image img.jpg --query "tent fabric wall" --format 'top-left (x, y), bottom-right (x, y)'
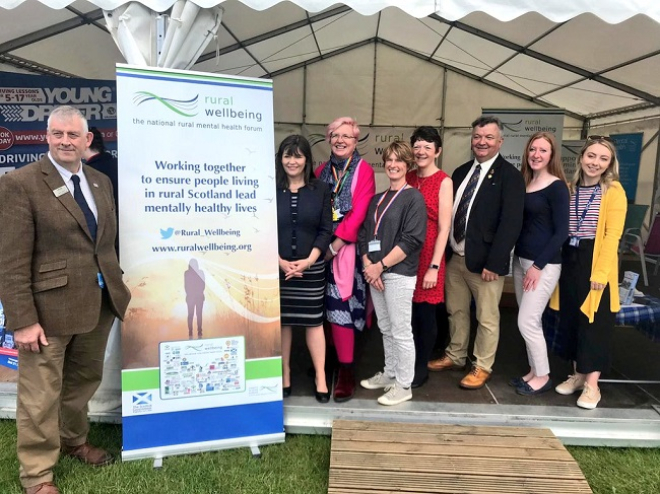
top-left (1, 1), bottom-right (658, 118)
top-left (0, 0), bottom-right (657, 202)
top-left (0, 0), bottom-right (659, 415)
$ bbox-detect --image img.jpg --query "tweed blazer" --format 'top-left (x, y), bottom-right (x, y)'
top-left (0, 156), bottom-right (131, 335)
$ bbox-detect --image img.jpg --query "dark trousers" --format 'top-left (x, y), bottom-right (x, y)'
top-left (412, 302), bottom-right (438, 381)
top-left (558, 239), bottom-right (616, 374)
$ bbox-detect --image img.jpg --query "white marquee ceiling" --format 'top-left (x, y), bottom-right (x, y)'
top-left (1, 0), bottom-right (659, 121)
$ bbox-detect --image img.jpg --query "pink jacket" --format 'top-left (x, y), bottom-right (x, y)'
top-left (315, 159), bottom-right (375, 300)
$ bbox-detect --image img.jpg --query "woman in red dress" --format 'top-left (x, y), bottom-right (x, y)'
top-left (406, 127), bottom-right (453, 388)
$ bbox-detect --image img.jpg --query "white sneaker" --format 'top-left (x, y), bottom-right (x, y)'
top-left (360, 372), bottom-right (395, 390)
top-left (555, 374), bottom-right (586, 395)
top-left (577, 383), bottom-right (601, 410)
top-left (377, 383), bottom-right (412, 406)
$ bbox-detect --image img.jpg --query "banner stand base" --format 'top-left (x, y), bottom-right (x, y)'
top-left (121, 432), bottom-right (285, 462)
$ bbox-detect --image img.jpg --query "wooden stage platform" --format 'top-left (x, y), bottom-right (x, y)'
top-left (329, 420), bottom-right (592, 494)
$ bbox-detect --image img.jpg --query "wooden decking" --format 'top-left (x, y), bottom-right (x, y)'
top-left (329, 420), bottom-right (592, 494)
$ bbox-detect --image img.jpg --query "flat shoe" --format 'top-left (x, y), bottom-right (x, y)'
top-left (411, 375), bottom-right (428, 389)
top-left (516, 379), bottom-right (553, 396)
top-left (509, 376), bottom-right (525, 388)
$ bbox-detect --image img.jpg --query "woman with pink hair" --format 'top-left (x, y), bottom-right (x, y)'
top-left (315, 117), bottom-right (375, 402)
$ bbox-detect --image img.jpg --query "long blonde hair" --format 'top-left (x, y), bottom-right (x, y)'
top-left (570, 137), bottom-right (620, 194)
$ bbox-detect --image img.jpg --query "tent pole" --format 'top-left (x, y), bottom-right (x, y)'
top-left (439, 67), bottom-right (447, 170)
top-left (653, 119), bottom-right (660, 215)
top-left (370, 41), bottom-right (377, 126)
top-left (303, 65), bottom-right (307, 124)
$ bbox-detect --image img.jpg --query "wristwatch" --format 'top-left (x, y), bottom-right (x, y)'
top-left (429, 264), bottom-right (440, 270)
top-left (380, 260), bottom-right (389, 271)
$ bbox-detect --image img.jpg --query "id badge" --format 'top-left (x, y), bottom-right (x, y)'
top-left (332, 208), bottom-right (344, 222)
top-left (569, 236), bottom-right (580, 247)
top-left (97, 272), bottom-right (106, 289)
top-left (368, 240), bottom-right (381, 253)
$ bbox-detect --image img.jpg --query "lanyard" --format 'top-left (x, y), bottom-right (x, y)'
top-left (574, 185), bottom-right (600, 233)
top-left (331, 156), bottom-right (353, 200)
top-left (373, 184), bottom-right (408, 238)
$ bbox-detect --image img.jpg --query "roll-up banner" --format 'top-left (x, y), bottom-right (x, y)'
top-left (561, 140), bottom-right (586, 180)
top-left (611, 133), bottom-right (643, 203)
top-left (116, 64), bottom-right (284, 461)
top-left (482, 109), bottom-right (564, 169)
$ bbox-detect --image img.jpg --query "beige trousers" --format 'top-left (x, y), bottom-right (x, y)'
top-left (17, 297), bottom-right (114, 488)
top-left (445, 254), bottom-right (505, 373)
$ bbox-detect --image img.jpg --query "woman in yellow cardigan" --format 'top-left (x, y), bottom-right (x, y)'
top-left (551, 136), bottom-right (626, 409)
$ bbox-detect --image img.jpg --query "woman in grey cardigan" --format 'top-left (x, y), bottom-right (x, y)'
top-left (358, 142), bottom-right (427, 406)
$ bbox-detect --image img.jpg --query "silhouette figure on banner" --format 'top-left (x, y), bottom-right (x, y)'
top-left (185, 259), bottom-right (205, 339)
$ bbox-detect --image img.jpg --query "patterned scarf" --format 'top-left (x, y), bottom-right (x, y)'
top-left (319, 149), bottom-right (362, 219)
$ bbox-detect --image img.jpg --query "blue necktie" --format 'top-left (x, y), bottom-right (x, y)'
top-left (453, 164), bottom-right (481, 243)
top-left (71, 175), bottom-right (97, 241)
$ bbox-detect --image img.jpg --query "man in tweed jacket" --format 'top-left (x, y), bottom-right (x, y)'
top-left (0, 106), bottom-right (130, 494)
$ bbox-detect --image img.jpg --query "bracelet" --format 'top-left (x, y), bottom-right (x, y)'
top-left (328, 244), bottom-right (337, 256)
top-left (429, 263), bottom-right (440, 270)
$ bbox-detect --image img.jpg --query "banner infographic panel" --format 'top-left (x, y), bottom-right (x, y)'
top-left (116, 65), bottom-right (283, 460)
top-left (483, 109), bottom-right (564, 169)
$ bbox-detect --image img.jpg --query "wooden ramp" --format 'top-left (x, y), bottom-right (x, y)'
top-left (329, 420), bottom-right (592, 494)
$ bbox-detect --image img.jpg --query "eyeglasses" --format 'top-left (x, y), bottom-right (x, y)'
top-left (587, 135), bottom-right (613, 142)
top-left (330, 133), bottom-right (357, 142)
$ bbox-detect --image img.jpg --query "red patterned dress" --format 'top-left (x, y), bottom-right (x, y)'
top-left (406, 169), bottom-right (449, 303)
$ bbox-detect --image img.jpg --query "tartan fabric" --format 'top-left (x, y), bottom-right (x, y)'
top-left (543, 296), bottom-right (660, 356)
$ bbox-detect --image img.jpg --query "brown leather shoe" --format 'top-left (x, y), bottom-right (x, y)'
top-left (460, 366), bottom-right (491, 389)
top-left (62, 442), bottom-right (113, 466)
top-left (24, 482), bottom-right (60, 494)
top-left (427, 355), bottom-right (464, 372)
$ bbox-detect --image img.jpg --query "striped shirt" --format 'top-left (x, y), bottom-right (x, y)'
top-left (290, 192), bottom-right (299, 255)
top-left (569, 185), bottom-right (601, 239)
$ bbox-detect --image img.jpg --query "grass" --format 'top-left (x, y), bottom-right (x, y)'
top-left (0, 420), bottom-right (658, 493)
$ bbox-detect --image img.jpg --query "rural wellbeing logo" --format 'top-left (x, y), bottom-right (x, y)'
top-left (132, 90), bottom-right (263, 130)
top-left (133, 92), bottom-right (199, 117)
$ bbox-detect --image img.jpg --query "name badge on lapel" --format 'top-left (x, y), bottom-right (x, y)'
top-left (53, 185), bottom-right (68, 197)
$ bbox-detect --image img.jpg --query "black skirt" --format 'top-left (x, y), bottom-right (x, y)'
top-left (557, 238), bottom-right (616, 373)
top-left (279, 258), bottom-right (326, 327)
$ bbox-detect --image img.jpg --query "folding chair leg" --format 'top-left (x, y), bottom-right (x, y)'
top-left (637, 238), bottom-right (648, 286)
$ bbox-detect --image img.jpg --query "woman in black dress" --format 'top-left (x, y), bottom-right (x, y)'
top-left (276, 135), bottom-right (333, 402)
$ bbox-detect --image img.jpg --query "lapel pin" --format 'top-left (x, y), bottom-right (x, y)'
top-left (92, 183), bottom-right (99, 188)
top-left (53, 185), bottom-right (68, 197)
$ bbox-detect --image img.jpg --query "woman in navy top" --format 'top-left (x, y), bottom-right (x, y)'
top-left (511, 132), bottom-right (569, 395)
top-left (276, 135), bottom-right (333, 403)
